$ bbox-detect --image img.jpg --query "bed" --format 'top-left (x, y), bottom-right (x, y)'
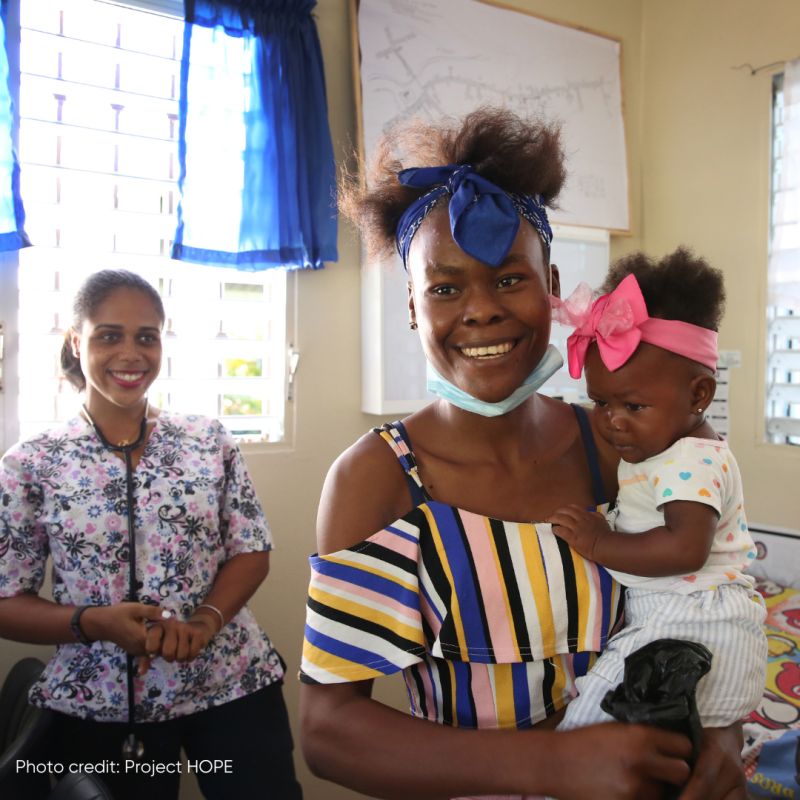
top-left (742, 526), bottom-right (800, 798)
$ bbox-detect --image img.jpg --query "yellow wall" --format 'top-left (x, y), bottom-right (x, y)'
top-left (2, 2), bottom-right (798, 800)
top-left (638, 0), bottom-right (800, 528)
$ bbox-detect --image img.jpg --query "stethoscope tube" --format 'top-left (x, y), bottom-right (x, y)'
top-left (81, 405), bottom-right (148, 760)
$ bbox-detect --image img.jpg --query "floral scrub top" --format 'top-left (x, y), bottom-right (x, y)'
top-left (0, 411), bottom-right (284, 722)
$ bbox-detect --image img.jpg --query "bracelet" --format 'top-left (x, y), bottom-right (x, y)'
top-left (194, 603), bottom-right (225, 633)
top-left (70, 605), bottom-right (94, 646)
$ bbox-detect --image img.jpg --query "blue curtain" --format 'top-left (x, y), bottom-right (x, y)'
top-left (172, 0), bottom-right (337, 270)
top-left (0, 1), bottom-right (29, 251)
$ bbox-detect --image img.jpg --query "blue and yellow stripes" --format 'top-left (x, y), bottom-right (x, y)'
top-left (301, 500), bottom-right (623, 728)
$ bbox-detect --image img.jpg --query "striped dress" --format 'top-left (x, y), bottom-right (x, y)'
top-left (301, 407), bottom-right (623, 733)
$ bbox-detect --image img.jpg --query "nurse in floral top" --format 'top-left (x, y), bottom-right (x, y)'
top-left (0, 270), bottom-right (302, 800)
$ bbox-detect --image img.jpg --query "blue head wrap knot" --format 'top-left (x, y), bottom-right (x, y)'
top-left (395, 163), bottom-right (552, 270)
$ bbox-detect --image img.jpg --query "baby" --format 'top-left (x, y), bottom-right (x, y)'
top-left (548, 247), bottom-right (767, 731)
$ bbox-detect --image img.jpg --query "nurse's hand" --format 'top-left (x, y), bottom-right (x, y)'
top-left (140, 616), bottom-right (215, 673)
top-left (79, 602), bottom-right (166, 656)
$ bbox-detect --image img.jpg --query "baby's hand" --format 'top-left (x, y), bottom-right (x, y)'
top-left (547, 505), bottom-right (611, 562)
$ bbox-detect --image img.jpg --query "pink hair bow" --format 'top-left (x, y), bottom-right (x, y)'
top-left (549, 274), bottom-right (718, 378)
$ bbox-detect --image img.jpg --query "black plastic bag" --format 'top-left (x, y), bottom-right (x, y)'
top-left (600, 638), bottom-right (712, 798)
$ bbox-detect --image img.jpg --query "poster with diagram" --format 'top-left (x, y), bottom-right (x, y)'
top-left (355, 0), bottom-right (630, 231)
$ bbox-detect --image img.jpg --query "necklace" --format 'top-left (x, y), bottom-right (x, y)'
top-left (81, 400), bottom-right (150, 451)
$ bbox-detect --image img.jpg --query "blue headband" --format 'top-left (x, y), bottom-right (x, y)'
top-left (395, 163), bottom-right (553, 269)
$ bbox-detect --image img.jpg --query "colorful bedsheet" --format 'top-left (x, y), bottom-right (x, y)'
top-left (744, 580), bottom-right (800, 798)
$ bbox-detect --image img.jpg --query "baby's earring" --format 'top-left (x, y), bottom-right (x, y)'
top-left (409, 320), bottom-right (418, 330)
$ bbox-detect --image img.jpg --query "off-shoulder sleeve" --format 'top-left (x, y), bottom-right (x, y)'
top-left (217, 423), bottom-right (273, 558)
top-left (300, 517), bottom-right (427, 684)
top-left (0, 446), bottom-right (49, 597)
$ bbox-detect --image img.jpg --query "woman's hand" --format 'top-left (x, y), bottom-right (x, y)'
top-left (547, 504), bottom-right (611, 561)
top-left (79, 602), bottom-right (165, 655)
top-left (138, 616), bottom-right (216, 675)
top-left (679, 724), bottom-right (746, 800)
top-left (135, 551), bottom-right (267, 676)
top-left (544, 723), bottom-right (693, 800)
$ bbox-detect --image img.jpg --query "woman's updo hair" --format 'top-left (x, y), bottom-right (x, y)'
top-left (339, 106), bottom-right (566, 260)
top-left (60, 269), bottom-right (165, 391)
top-left (601, 247), bottom-right (726, 332)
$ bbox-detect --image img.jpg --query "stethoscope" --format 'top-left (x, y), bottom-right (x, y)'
top-left (81, 401), bottom-right (150, 761)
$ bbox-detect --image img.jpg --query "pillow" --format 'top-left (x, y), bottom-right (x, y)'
top-left (746, 527), bottom-right (800, 590)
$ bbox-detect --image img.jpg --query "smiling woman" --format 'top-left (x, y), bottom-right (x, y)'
top-left (62, 272), bottom-right (165, 447)
top-left (299, 108), bottom-right (749, 800)
top-left (0, 270), bottom-right (302, 799)
top-left (407, 210), bottom-right (558, 410)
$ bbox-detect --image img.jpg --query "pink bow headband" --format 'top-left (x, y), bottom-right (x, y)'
top-left (550, 274), bottom-right (718, 378)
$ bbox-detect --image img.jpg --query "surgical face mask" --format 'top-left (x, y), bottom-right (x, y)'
top-left (426, 345), bottom-right (564, 417)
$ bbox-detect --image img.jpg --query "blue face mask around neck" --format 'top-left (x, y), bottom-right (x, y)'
top-left (425, 344), bottom-right (564, 417)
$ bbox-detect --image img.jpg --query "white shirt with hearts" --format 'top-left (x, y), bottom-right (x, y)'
top-left (606, 436), bottom-right (757, 593)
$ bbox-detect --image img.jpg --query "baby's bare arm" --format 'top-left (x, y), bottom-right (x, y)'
top-left (548, 500), bottom-right (718, 577)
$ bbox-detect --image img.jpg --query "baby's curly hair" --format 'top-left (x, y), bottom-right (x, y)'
top-left (601, 247), bottom-right (726, 331)
top-left (339, 106), bottom-right (566, 260)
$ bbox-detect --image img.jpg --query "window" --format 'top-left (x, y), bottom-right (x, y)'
top-left (7, 0), bottom-right (291, 446)
top-left (766, 72), bottom-right (800, 445)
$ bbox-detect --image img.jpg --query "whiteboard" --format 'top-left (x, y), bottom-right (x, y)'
top-left (355, 0), bottom-right (629, 231)
top-left (361, 226), bottom-right (609, 414)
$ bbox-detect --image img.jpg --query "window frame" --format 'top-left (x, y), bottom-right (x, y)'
top-left (766, 71), bottom-right (800, 447)
top-left (0, 0), bottom-right (298, 454)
